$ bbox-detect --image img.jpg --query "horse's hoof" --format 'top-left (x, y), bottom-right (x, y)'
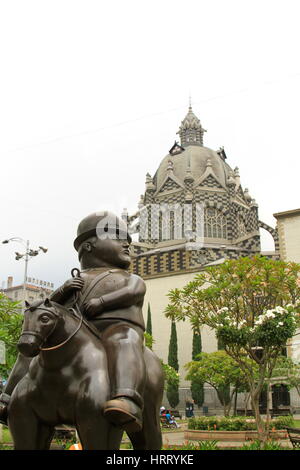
top-left (103, 398), bottom-right (142, 433)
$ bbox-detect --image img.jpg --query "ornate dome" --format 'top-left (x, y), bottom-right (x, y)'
top-left (154, 145), bottom-right (232, 191)
top-left (128, 104), bottom-right (280, 281)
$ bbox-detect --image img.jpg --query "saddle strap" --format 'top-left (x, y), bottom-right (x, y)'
top-left (78, 268), bottom-right (122, 306)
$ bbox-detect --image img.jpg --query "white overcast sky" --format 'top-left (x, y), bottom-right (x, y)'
top-left (0, 0), bottom-right (299, 288)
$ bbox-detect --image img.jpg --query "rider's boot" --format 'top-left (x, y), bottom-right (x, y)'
top-left (103, 396), bottom-right (143, 433)
top-left (0, 393), bottom-right (10, 426)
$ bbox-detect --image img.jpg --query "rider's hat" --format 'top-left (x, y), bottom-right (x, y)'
top-left (74, 211), bottom-right (131, 251)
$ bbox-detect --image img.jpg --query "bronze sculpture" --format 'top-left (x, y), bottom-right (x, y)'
top-left (0, 211), bottom-right (164, 450)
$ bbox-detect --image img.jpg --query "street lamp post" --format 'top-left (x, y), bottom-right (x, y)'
top-left (2, 238), bottom-right (48, 314)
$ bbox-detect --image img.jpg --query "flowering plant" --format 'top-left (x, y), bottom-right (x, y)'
top-left (166, 256), bottom-right (300, 441)
top-left (215, 304), bottom-right (297, 354)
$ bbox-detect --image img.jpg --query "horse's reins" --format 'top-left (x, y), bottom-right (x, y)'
top-left (20, 268), bottom-right (84, 352)
top-left (40, 268), bottom-right (84, 351)
top-left (40, 307), bottom-right (83, 351)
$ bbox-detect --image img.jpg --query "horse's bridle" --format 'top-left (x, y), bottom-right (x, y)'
top-left (21, 305), bottom-right (83, 352)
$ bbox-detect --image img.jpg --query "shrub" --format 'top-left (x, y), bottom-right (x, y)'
top-left (241, 439), bottom-right (289, 450)
top-left (188, 415), bottom-right (293, 431)
top-left (164, 441), bottom-right (219, 450)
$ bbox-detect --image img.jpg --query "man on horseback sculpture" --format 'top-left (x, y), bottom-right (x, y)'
top-left (0, 211), bottom-right (147, 434)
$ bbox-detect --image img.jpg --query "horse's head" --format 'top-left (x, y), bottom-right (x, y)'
top-left (18, 299), bottom-right (62, 357)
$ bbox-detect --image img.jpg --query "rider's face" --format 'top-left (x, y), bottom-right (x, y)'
top-left (91, 236), bottom-right (131, 269)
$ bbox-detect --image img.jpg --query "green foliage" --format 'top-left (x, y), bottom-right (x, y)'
top-left (240, 440), bottom-right (289, 450)
top-left (0, 294), bottom-right (23, 378)
top-left (186, 350), bottom-right (250, 416)
top-left (188, 415), bottom-right (294, 431)
top-left (161, 362), bottom-right (179, 388)
top-left (166, 256), bottom-right (300, 435)
top-left (146, 303), bottom-right (152, 336)
top-left (167, 320), bottom-right (179, 408)
top-left (196, 440), bottom-right (219, 450)
top-left (192, 328), bottom-right (202, 360)
top-left (168, 321), bottom-right (179, 371)
top-left (144, 332), bottom-right (154, 350)
top-left (164, 441), bottom-right (219, 450)
top-left (191, 381), bottom-right (204, 409)
top-left (166, 381), bottom-right (179, 409)
top-left (122, 441), bottom-right (133, 449)
top-left (191, 328), bottom-right (204, 407)
top-left (272, 415), bottom-right (294, 428)
top-left (162, 361), bottom-right (180, 407)
top-left (188, 416), bottom-right (256, 431)
top-left (0, 444), bottom-right (13, 450)
top-left (272, 356), bottom-right (300, 397)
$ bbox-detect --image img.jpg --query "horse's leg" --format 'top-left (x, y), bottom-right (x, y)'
top-left (128, 349), bottom-right (164, 450)
top-left (75, 369), bottom-right (123, 450)
top-left (77, 415), bottom-right (123, 450)
top-left (36, 424), bottom-right (55, 450)
top-left (9, 403), bottom-right (39, 450)
top-left (8, 379), bottom-right (55, 450)
top-left (127, 399), bottom-right (163, 450)
top-left (11, 416), bottom-right (54, 450)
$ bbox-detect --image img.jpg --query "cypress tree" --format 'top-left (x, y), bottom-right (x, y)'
top-left (146, 303), bottom-right (152, 336)
top-left (191, 328), bottom-right (204, 408)
top-left (192, 328), bottom-right (202, 360)
top-left (167, 321), bottom-right (179, 408)
top-left (168, 321), bottom-right (179, 371)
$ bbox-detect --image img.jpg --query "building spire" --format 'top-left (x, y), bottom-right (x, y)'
top-left (177, 104), bottom-right (206, 148)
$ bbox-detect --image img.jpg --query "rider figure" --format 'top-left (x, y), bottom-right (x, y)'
top-left (0, 211), bottom-right (146, 433)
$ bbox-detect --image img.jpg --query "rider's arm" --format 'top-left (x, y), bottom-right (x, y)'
top-left (50, 277), bottom-right (84, 304)
top-left (101, 275), bottom-right (146, 309)
top-left (83, 275), bottom-right (146, 318)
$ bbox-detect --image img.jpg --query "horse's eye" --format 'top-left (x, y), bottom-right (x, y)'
top-left (40, 315), bottom-right (50, 324)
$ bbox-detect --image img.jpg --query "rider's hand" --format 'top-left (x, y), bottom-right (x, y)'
top-left (83, 298), bottom-right (104, 319)
top-left (61, 278), bottom-right (84, 294)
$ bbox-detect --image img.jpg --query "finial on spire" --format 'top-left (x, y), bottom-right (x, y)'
top-left (189, 93), bottom-right (192, 111)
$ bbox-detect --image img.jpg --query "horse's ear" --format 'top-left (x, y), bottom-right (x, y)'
top-left (44, 298), bottom-right (52, 307)
top-left (25, 300), bottom-right (30, 309)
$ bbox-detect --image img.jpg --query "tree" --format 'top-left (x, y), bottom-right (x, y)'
top-left (144, 332), bottom-right (154, 350)
top-left (166, 256), bottom-right (300, 441)
top-left (186, 350), bottom-right (251, 416)
top-left (0, 294), bottom-right (23, 379)
top-left (191, 329), bottom-right (204, 408)
top-left (272, 356), bottom-right (300, 398)
top-left (168, 321), bottom-right (179, 371)
top-left (146, 303), bottom-right (152, 336)
top-left (167, 321), bottom-right (179, 408)
top-left (216, 334), bottom-right (231, 412)
top-left (162, 362), bottom-right (180, 390)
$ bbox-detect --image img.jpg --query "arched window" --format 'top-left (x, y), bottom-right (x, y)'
top-left (204, 208), bottom-right (227, 239)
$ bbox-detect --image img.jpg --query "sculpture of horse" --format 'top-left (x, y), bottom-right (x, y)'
top-left (8, 299), bottom-right (164, 450)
